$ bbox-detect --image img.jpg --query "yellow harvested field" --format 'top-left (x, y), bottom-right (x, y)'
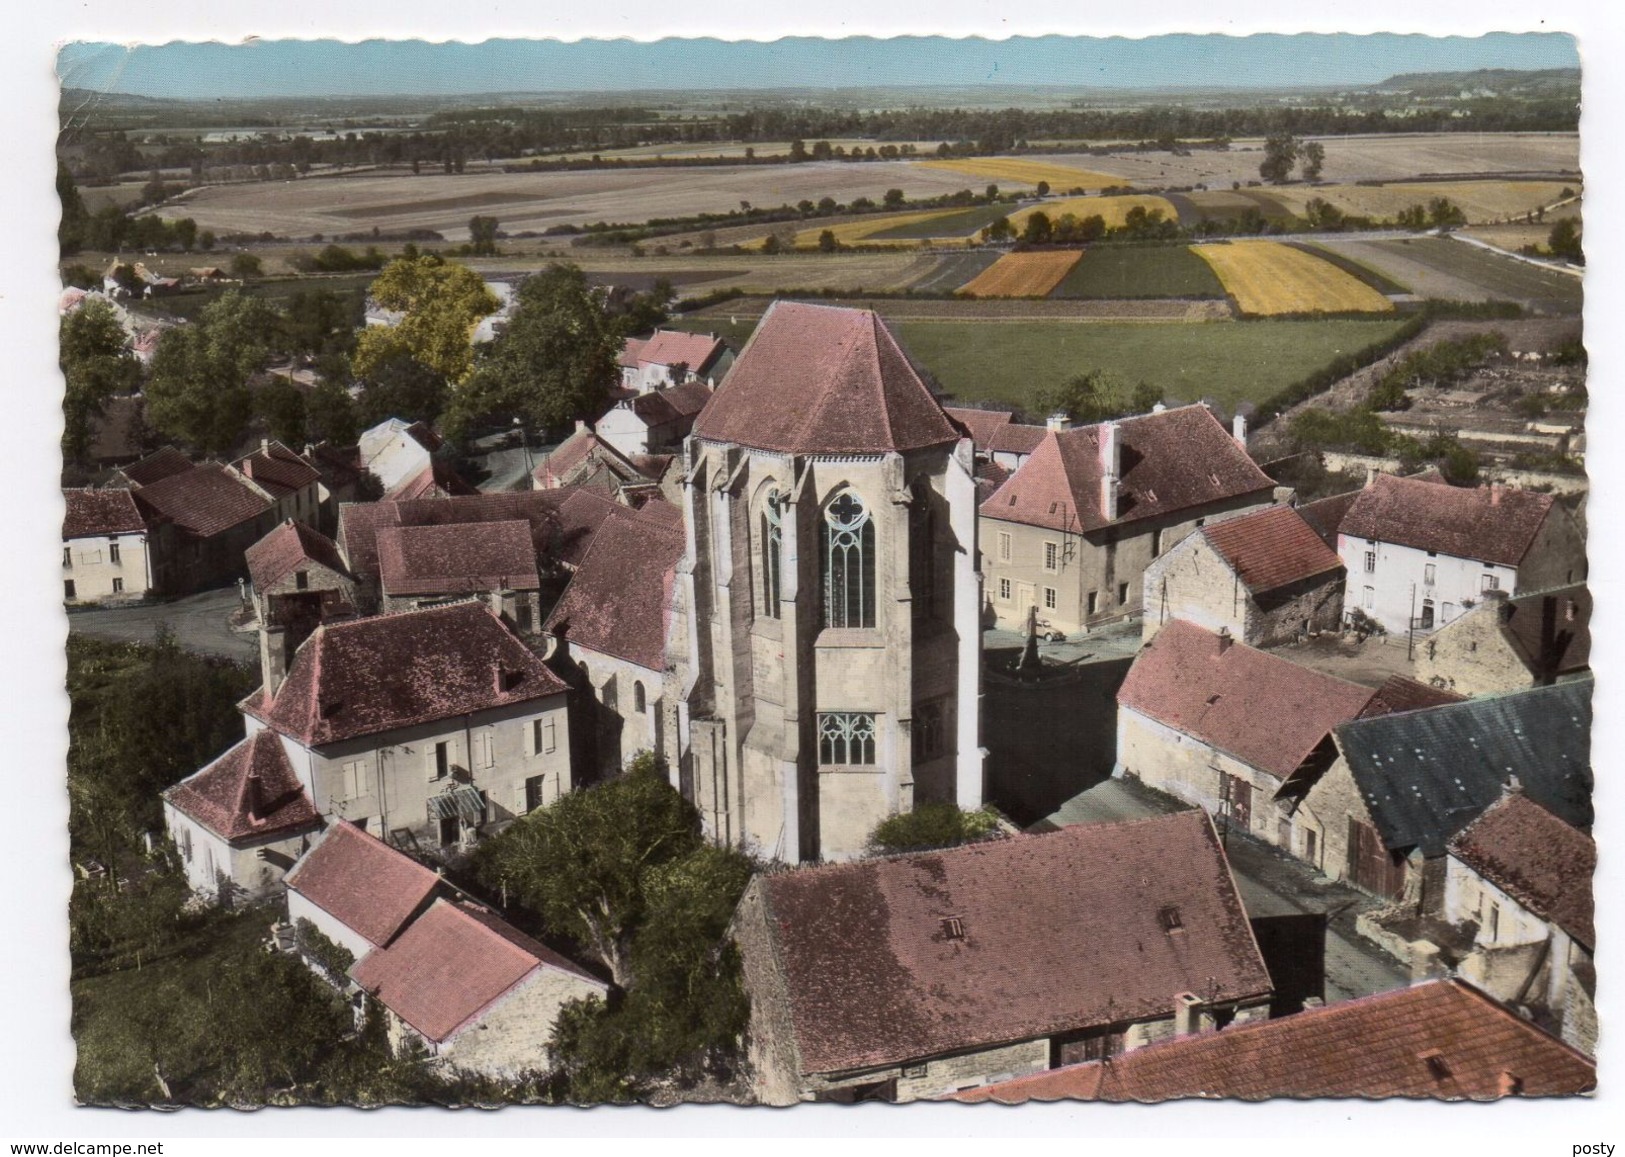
top-left (1007, 194), bottom-right (1180, 231)
top-left (1192, 241), bottom-right (1395, 315)
top-left (916, 156), bottom-right (1127, 190)
top-left (1259, 181), bottom-right (1574, 225)
top-left (957, 250), bottom-right (1083, 298)
top-left (760, 208), bottom-right (975, 249)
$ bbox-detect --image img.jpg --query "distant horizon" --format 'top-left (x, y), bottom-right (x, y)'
top-left (57, 33), bottom-right (1578, 101)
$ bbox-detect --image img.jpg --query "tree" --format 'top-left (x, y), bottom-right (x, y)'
top-left (1301, 141), bottom-right (1326, 181)
top-left (229, 253), bottom-right (263, 279)
top-left (1548, 218), bottom-right (1583, 263)
top-left (468, 215), bottom-right (500, 257)
top-left (817, 229), bottom-right (839, 253)
top-left (356, 351), bottom-right (450, 428)
top-left (145, 290), bottom-right (277, 454)
top-left (305, 376), bottom-right (359, 446)
top-left (1259, 133), bottom-right (1299, 183)
top-left (612, 279), bottom-right (677, 341)
top-left (351, 255), bottom-right (498, 386)
top-left (883, 187), bottom-right (905, 209)
top-left (58, 161), bottom-right (88, 256)
top-left (980, 216), bottom-right (1013, 243)
top-left (279, 288), bottom-right (361, 361)
top-left (1032, 368), bottom-right (1150, 424)
top-left (869, 803), bottom-right (1000, 854)
top-left (255, 378), bottom-right (307, 446)
top-left (1035, 180), bottom-right (1050, 198)
top-left (60, 297), bottom-right (141, 462)
top-left (447, 263), bottom-right (619, 440)
top-left (1021, 210), bottom-right (1053, 245)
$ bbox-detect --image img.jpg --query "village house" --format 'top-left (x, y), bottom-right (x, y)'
top-left (244, 519), bottom-right (360, 681)
top-left (595, 379), bottom-right (715, 461)
top-left (1115, 619), bottom-right (1401, 871)
top-left (979, 406), bottom-right (1276, 635)
top-left (238, 600), bottom-right (575, 858)
top-left (229, 439), bottom-right (324, 529)
top-left (1442, 788), bottom-right (1596, 1055)
top-left (1335, 472), bottom-right (1586, 637)
top-left (616, 328), bottom-right (730, 395)
top-left (125, 458), bottom-right (278, 594)
top-left (1142, 504), bottom-right (1345, 647)
top-left (531, 422), bottom-right (670, 505)
top-left (1415, 583), bottom-right (1590, 695)
top-left (600, 329), bottom-right (728, 461)
top-left (383, 460), bottom-right (479, 501)
top-left (374, 520), bottom-right (543, 631)
top-left (62, 488), bottom-right (157, 604)
top-left (733, 811), bottom-right (1273, 1104)
top-left (1326, 678), bottom-right (1593, 904)
top-left (679, 301), bottom-right (984, 862)
top-left (950, 978), bottom-right (1596, 1103)
top-left (285, 821), bottom-right (608, 1077)
top-left (358, 417), bottom-right (444, 494)
top-left (162, 729), bottom-right (322, 904)
top-left (543, 511), bottom-right (688, 776)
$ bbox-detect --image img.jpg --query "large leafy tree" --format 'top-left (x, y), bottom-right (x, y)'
top-left (449, 263), bottom-right (619, 440)
top-left (352, 255), bottom-right (497, 386)
top-left (60, 297), bottom-right (141, 462)
top-left (145, 290), bottom-right (277, 454)
top-left (357, 350), bottom-right (450, 428)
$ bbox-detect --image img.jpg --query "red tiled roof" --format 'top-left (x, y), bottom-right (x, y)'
top-left (986, 422), bottom-right (1047, 457)
top-left (552, 489), bottom-right (634, 568)
top-left (384, 460), bottom-right (479, 501)
top-left (163, 730), bottom-right (319, 843)
top-left (544, 515), bottom-right (684, 671)
top-left (974, 460), bottom-right (1011, 504)
top-left (1340, 474), bottom-right (1556, 567)
top-left (532, 427), bottom-right (641, 489)
top-left (627, 379), bottom-right (714, 427)
top-left (1297, 490), bottom-right (1361, 549)
top-left (377, 520), bottom-right (540, 597)
top-left (245, 519), bottom-right (351, 591)
top-left (1448, 792), bottom-right (1595, 948)
top-left (131, 463), bottom-right (273, 539)
top-left (755, 811), bottom-right (1270, 1075)
top-left (636, 329), bottom-right (727, 374)
top-left (943, 406), bottom-right (1016, 447)
top-left (232, 440), bottom-right (322, 498)
top-left (1118, 620), bottom-right (1377, 780)
top-left (122, 445), bottom-right (194, 487)
top-left (258, 602), bottom-right (567, 746)
top-left (338, 491), bottom-right (567, 582)
top-left (1200, 505), bottom-right (1343, 593)
top-left (1359, 674), bottom-right (1468, 719)
top-left (285, 820), bottom-right (443, 949)
top-left (63, 488), bottom-right (147, 539)
top-left (693, 302), bottom-right (959, 456)
top-left (616, 337), bottom-right (648, 369)
top-left (952, 980), bottom-right (1595, 1102)
top-left (636, 498), bottom-right (683, 529)
top-left (351, 898), bottom-right (602, 1043)
top-left (981, 407), bottom-right (1273, 534)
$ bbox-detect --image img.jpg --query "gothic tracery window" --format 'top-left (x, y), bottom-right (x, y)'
top-left (761, 486), bottom-right (784, 619)
top-left (819, 712), bottom-right (877, 765)
top-left (823, 491), bottom-right (875, 629)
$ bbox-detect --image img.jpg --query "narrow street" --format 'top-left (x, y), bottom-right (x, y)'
top-left (67, 586), bottom-right (257, 662)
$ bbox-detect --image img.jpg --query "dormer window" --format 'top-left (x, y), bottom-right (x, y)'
top-left (942, 917), bottom-right (965, 940)
top-left (1159, 905), bottom-right (1183, 932)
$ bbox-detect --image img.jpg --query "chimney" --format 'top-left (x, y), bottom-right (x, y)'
top-left (1151, 402), bottom-right (1166, 413)
top-left (1046, 412), bottom-right (1073, 433)
top-left (1217, 626), bottom-right (1234, 654)
top-left (1506, 775), bottom-right (1523, 796)
top-left (244, 770), bottom-right (267, 824)
top-left (1490, 481), bottom-right (1503, 506)
top-left (1301, 996), bottom-right (1325, 1011)
top-left (1099, 420), bottom-right (1121, 522)
top-left (259, 619), bottom-right (291, 699)
top-left (1409, 940), bottom-right (1442, 985)
top-left (574, 419), bottom-right (587, 434)
top-left (1497, 1071), bottom-right (1525, 1097)
top-left (1173, 992), bottom-right (1203, 1037)
top-left (1231, 414), bottom-right (1248, 449)
top-left (261, 438), bottom-right (270, 454)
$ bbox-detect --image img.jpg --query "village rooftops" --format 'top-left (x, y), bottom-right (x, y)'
top-left (532, 426), bottom-right (655, 490)
top-left (1335, 677), bottom-right (1593, 857)
top-left (544, 513), bottom-right (685, 671)
top-left (163, 730), bottom-right (320, 843)
top-left (980, 405), bottom-right (1274, 535)
top-left (1117, 619), bottom-right (1378, 781)
top-left (692, 301), bottom-right (960, 457)
top-left (250, 601), bottom-right (568, 747)
top-left (1359, 674), bottom-right (1468, 719)
top-left (284, 820), bottom-right (444, 949)
top-left (1448, 790), bottom-right (1595, 949)
top-left (1295, 489), bottom-right (1362, 550)
top-left (231, 440), bottom-right (322, 499)
top-left (376, 520), bottom-right (540, 597)
top-left (130, 462), bottom-right (272, 538)
top-left (1199, 504), bottom-right (1344, 594)
top-left (338, 491), bottom-right (564, 582)
top-left (985, 422), bottom-right (1047, 458)
top-left (942, 405), bottom-right (1017, 447)
top-left (63, 488), bottom-right (148, 539)
top-left (626, 378), bottom-right (713, 426)
top-left (121, 445), bottom-right (195, 487)
top-left (1485, 583), bottom-right (1591, 681)
top-left (245, 519), bottom-right (351, 592)
top-left (950, 979), bottom-right (1596, 1103)
top-left (622, 329), bottom-right (727, 376)
top-left (350, 897), bottom-right (603, 1044)
top-left (384, 460), bottom-right (479, 501)
top-left (752, 810), bottom-right (1270, 1076)
top-left (1339, 473), bottom-right (1556, 567)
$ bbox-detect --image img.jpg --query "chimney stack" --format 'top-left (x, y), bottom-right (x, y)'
top-left (1490, 481), bottom-right (1504, 506)
top-left (1173, 992), bottom-right (1202, 1037)
top-left (1046, 412), bottom-right (1073, 433)
top-left (1099, 420), bottom-right (1121, 522)
top-left (1217, 626), bottom-right (1234, 654)
top-left (1232, 414), bottom-right (1248, 449)
top-left (259, 618), bottom-right (292, 699)
top-left (261, 438), bottom-right (270, 454)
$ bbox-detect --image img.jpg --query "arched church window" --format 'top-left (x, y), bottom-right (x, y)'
top-left (824, 491), bottom-right (875, 629)
top-left (761, 486), bottom-right (784, 619)
top-left (634, 680), bottom-right (646, 714)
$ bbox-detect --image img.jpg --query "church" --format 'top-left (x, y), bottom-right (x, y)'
top-left (674, 301), bottom-right (985, 862)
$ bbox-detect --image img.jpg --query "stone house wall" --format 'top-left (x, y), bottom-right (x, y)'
top-left (433, 965), bottom-right (609, 1079)
top-left (1413, 600), bottom-right (1533, 695)
top-left (162, 799), bottom-right (312, 902)
top-left (64, 531), bottom-right (154, 603)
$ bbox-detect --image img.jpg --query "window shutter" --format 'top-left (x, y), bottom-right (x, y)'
top-left (543, 718), bottom-right (556, 754)
top-left (481, 729), bottom-right (495, 769)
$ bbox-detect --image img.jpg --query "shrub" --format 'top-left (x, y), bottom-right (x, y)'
top-left (869, 803), bottom-right (1001, 855)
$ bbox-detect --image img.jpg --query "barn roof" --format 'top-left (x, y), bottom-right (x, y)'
top-left (1448, 790), bottom-right (1595, 949)
top-left (131, 463), bottom-right (272, 539)
top-left (1200, 505), bottom-right (1344, 594)
top-left (284, 820), bottom-right (444, 949)
top-left (1339, 473), bottom-right (1555, 567)
top-left (63, 488), bottom-right (148, 539)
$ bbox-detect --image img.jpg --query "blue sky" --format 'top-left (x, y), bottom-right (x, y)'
top-left (57, 33), bottom-right (1578, 99)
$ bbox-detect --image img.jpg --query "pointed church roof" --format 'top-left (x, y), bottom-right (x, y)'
top-left (691, 301), bottom-right (959, 456)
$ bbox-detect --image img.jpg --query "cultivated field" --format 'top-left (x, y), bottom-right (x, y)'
top-left (958, 250), bottom-right (1083, 297)
top-left (1193, 240), bottom-right (1396, 315)
top-left (885, 318), bottom-right (1411, 413)
top-left (916, 156), bottom-right (1128, 190)
top-left (865, 204), bottom-right (1012, 240)
top-left (1049, 245), bottom-right (1227, 300)
top-left (778, 208), bottom-right (973, 249)
top-left (1007, 194), bottom-right (1180, 232)
top-left (1259, 180), bottom-right (1573, 225)
top-left (552, 140), bottom-right (943, 162)
top-left (554, 251), bottom-right (955, 295)
top-left (1318, 236), bottom-right (1582, 315)
top-left (156, 161), bottom-right (1014, 239)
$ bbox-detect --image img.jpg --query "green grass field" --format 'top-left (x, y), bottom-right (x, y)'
top-left (865, 204), bottom-right (1012, 240)
top-left (1049, 245), bottom-right (1226, 300)
top-left (888, 318), bottom-right (1411, 414)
